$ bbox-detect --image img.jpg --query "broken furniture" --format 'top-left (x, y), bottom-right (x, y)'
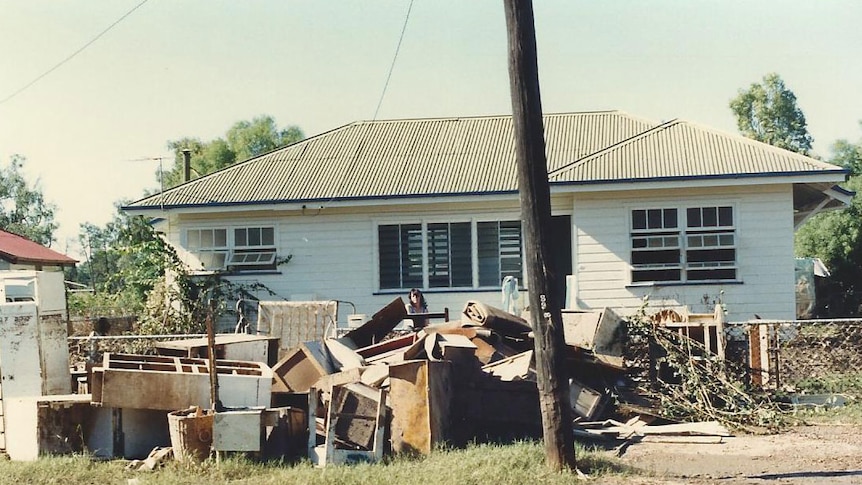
top-left (3, 394), bottom-right (91, 461)
top-left (90, 353), bottom-right (272, 411)
top-left (272, 341), bottom-right (336, 394)
top-left (389, 360), bottom-right (453, 455)
top-left (308, 383), bottom-right (387, 466)
top-left (257, 300), bottom-right (339, 358)
top-left (155, 334), bottom-right (280, 367)
top-left (1, 298), bottom-right (73, 456)
top-left (652, 304), bottom-right (725, 358)
top-left (561, 307), bottom-right (624, 360)
top-left (403, 307), bottom-right (450, 329)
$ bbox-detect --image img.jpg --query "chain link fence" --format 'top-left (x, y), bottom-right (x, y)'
top-left (726, 319), bottom-right (862, 396)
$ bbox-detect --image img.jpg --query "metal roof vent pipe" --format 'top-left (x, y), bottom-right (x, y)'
top-left (182, 148), bottom-right (191, 182)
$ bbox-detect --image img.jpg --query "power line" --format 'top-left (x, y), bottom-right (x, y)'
top-left (0, 0), bottom-right (150, 106)
top-left (372, 0), bottom-right (415, 121)
top-left (304, 0), bottom-right (415, 216)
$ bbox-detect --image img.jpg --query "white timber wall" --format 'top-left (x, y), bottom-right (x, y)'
top-left (163, 201), bottom-right (527, 326)
top-left (569, 184), bottom-right (796, 322)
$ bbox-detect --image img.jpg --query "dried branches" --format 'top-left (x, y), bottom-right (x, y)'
top-left (625, 312), bottom-right (786, 432)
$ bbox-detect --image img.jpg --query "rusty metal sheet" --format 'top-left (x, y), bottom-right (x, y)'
top-left (344, 298), bottom-right (407, 348)
top-left (388, 360), bottom-right (453, 455)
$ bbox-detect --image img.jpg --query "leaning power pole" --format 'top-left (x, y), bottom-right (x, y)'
top-left (503, 0), bottom-right (576, 471)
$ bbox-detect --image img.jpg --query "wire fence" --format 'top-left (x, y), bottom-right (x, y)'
top-left (68, 333), bottom-right (208, 370)
top-left (65, 313), bottom-right (862, 399)
top-left (725, 319), bottom-right (862, 396)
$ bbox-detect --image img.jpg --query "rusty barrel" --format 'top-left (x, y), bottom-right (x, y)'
top-left (168, 407), bottom-right (214, 462)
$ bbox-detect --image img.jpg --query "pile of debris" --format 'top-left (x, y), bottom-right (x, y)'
top-left (5, 297), bottom-right (753, 463)
top-left (267, 298), bottom-right (637, 464)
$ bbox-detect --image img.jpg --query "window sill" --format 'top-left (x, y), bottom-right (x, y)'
top-left (189, 269), bottom-right (283, 277)
top-left (626, 280), bottom-right (743, 288)
top-left (374, 287), bottom-right (520, 296)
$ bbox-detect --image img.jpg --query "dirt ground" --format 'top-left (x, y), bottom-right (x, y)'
top-left (598, 423), bottom-right (862, 484)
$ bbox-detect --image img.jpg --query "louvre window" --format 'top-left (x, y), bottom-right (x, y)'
top-left (379, 220), bottom-right (522, 290)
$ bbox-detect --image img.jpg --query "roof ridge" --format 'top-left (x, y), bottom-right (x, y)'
top-left (668, 118), bottom-right (841, 170)
top-left (549, 118), bottom-right (844, 178)
top-left (549, 118), bottom-right (679, 176)
top-left (351, 110), bottom-right (630, 126)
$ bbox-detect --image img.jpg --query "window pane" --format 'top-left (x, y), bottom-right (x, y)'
top-left (378, 225), bottom-right (400, 289)
top-left (428, 223), bottom-right (450, 288)
top-left (647, 209), bottom-right (662, 229)
top-left (687, 208), bottom-right (701, 228)
top-left (262, 227), bottom-right (274, 245)
top-left (235, 228), bottom-right (247, 247)
top-left (401, 224), bottom-right (423, 289)
top-left (214, 229), bottom-right (227, 247)
top-left (702, 207), bottom-right (718, 227)
top-left (632, 268), bottom-right (681, 283)
top-left (632, 249), bottom-right (680, 266)
top-left (499, 221), bottom-right (523, 282)
top-left (451, 222), bottom-right (472, 287)
top-left (188, 230), bottom-right (200, 249)
top-left (687, 248), bottom-right (736, 265)
top-left (688, 268), bottom-right (736, 281)
top-left (718, 206), bottom-right (733, 227)
top-left (249, 228), bottom-right (261, 246)
top-left (664, 209), bottom-right (678, 229)
top-left (632, 210), bottom-right (646, 230)
top-left (477, 222), bottom-right (500, 286)
top-left (201, 230), bottom-right (214, 248)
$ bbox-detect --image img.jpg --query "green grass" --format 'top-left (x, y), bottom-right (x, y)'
top-left (0, 441), bottom-right (633, 485)
top-left (790, 398), bottom-right (862, 425)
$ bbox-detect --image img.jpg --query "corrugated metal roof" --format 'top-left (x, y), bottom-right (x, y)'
top-left (0, 229), bottom-right (77, 265)
top-left (125, 111), bottom-right (844, 211)
top-left (549, 119), bottom-right (843, 184)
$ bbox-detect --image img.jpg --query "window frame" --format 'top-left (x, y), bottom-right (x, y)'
top-left (376, 218), bottom-right (524, 291)
top-left (185, 225), bottom-right (279, 272)
top-left (629, 205), bottom-right (737, 284)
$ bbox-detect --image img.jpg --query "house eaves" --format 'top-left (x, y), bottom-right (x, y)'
top-left (122, 111), bottom-right (656, 213)
top-left (0, 229), bottom-right (78, 266)
top-left (122, 113), bottom-right (848, 215)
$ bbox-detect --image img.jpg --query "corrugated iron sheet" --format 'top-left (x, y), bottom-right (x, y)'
top-left (549, 120), bottom-right (841, 183)
top-left (125, 112), bottom-right (841, 210)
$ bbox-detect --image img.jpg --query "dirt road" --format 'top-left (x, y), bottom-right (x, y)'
top-left (600, 424), bottom-right (862, 484)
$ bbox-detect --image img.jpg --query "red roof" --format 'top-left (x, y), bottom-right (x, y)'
top-left (0, 229), bottom-right (77, 266)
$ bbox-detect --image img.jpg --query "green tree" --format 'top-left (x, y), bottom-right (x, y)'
top-left (70, 204), bottom-right (172, 314)
top-left (730, 73), bottom-right (814, 155)
top-left (828, 122), bottom-right (862, 176)
top-left (0, 155), bottom-right (57, 246)
top-left (161, 115), bottom-right (304, 189)
top-left (795, 128), bottom-right (862, 316)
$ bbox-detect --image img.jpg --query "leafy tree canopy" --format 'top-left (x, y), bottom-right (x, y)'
top-left (0, 155), bottom-right (57, 246)
top-left (730, 73), bottom-right (814, 155)
top-left (828, 122), bottom-right (862, 177)
top-left (161, 115), bottom-right (304, 189)
top-left (795, 128), bottom-right (862, 316)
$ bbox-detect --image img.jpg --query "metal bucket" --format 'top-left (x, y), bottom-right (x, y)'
top-left (168, 407), bottom-right (213, 462)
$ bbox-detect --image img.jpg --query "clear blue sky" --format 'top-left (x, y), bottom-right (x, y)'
top-left (1, 1), bottom-right (860, 258)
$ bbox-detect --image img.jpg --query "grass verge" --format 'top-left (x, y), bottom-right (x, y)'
top-left (0, 440), bottom-right (635, 485)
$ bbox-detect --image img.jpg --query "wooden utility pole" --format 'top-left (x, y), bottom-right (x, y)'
top-left (503, 0), bottom-right (576, 471)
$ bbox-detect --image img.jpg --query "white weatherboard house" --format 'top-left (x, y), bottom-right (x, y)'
top-left (122, 111), bottom-right (851, 326)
